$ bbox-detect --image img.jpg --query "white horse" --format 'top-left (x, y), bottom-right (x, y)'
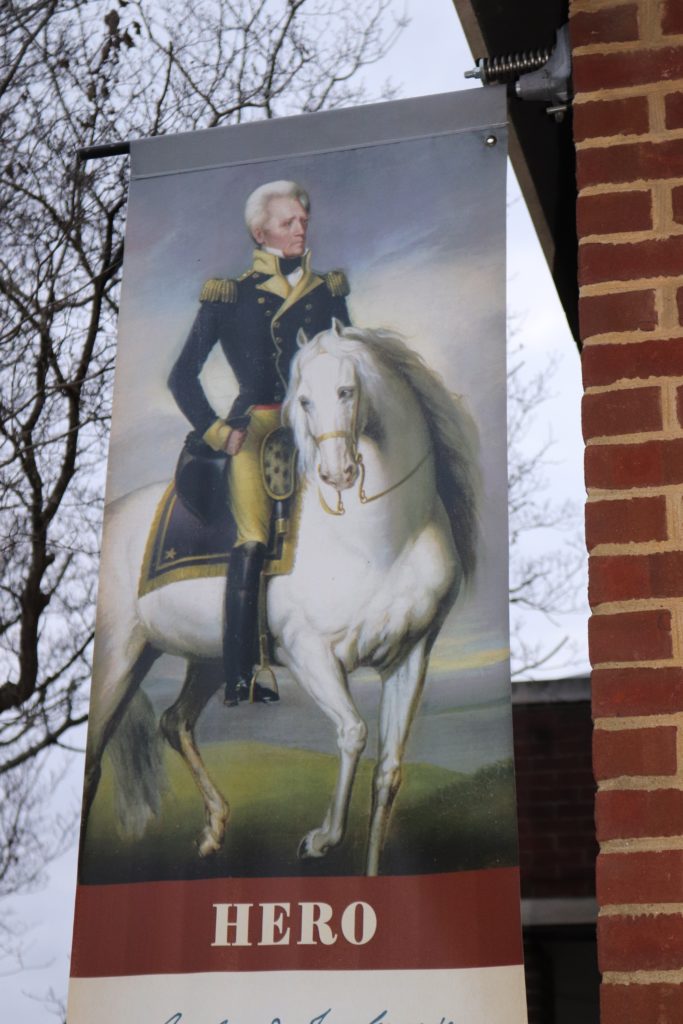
top-left (85, 322), bottom-right (480, 876)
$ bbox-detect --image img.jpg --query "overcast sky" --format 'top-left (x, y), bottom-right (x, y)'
top-left (4, 2), bottom-right (588, 1019)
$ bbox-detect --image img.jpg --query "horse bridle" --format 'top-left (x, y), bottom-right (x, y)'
top-left (313, 427), bottom-right (432, 517)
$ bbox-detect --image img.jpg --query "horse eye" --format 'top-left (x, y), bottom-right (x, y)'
top-left (338, 387), bottom-right (355, 401)
top-left (299, 396), bottom-right (311, 411)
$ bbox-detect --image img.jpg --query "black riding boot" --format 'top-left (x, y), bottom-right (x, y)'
top-left (223, 542), bottom-right (278, 706)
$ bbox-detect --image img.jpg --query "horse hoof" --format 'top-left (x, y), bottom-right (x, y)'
top-left (197, 832), bottom-right (222, 858)
top-left (298, 832), bottom-right (328, 860)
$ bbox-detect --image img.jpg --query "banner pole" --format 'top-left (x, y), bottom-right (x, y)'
top-left (78, 141), bottom-right (131, 162)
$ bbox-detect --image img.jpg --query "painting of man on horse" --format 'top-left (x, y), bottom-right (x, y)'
top-left (167, 180), bottom-right (351, 708)
top-left (79, 139), bottom-right (515, 885)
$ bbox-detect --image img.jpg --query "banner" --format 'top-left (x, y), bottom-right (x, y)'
top-left (68, 88), bottom-right (527, 1023)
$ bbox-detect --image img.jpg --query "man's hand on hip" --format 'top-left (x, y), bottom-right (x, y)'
top-left (226, 428), bottom-right (248, 456)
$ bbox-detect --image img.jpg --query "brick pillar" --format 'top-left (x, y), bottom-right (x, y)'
top-left (571, 1), bottom-right (683, 1019)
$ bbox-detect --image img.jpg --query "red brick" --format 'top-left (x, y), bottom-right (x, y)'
top-left (580, 289), bottom-right (656, 338)
top-left (674, 185), bottom-right (683, 225)
top-left (585, 496), bottom-right (668, 548)
top-left (574, 96), bottom-right (649, 142)
top-left (598, 914), bottom-right (683, 971)
top-left (583, 339), bottom-right (683, 387)
top-left (577, 138), bottom-right (683, 189)
top-left (598, 849), bottom-right (683, 904)
top-left (665, 91), bottom-right (683, 130)
top-left (589, 609), bottom-right (673, 663)
top-left (593, 725), bottom-right (677, 778)
top-left (585, 437), bottom-right (683, 488)
top-left (593, 666), bottom-right (683, 716)
top-left (571, 5), bottom-right (640, 47)
top-left (577, 190), bottom-right (652, 237)
top-left (602, 983), bottom-right (683, 1024)
top-left (589, 551), bottom-right (683, 603)
top-left (678, 287), bottom-right (683, 328)
top-left (580, 235), bottom-right (683, 286)
top-left (574, 47), bottom-right (683, 92)
top-left (597, 788), bottom-right (683, 840)
top-left (662, 0), bottom-right (683, 36)
top-left (582, 387), bottom-right (662, 439)
top-left (589, 555), bottom-right (648, 606)
top-left (678, 384), bottom-right (683, 426)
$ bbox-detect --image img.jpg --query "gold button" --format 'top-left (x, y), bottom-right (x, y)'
top-left (274, 336), bottom-right (283, 343)
top-left (265, 310), bottom-right (272, 316)
top-left (305, 303), bottom-right (313, 310)
top-left (258, 296), bottom-right (266, 304)
top-left (304, 317), bottom-right (312, 324)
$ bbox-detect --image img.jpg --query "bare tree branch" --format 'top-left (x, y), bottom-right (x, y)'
top-left (507, 342), bottom-right (585, 678)
top-left (0, 0), bottom-right (406, 919)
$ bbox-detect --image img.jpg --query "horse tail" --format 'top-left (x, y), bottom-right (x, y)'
top-left (107, 689), bottom-right (167, 837)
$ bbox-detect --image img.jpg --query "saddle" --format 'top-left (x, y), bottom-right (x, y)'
top-left (175, 424), bottom-right (297, 522)
top-left (138, 426), bottom-right (299, 599)
top-left (174, 429), bottom-right (228, 525)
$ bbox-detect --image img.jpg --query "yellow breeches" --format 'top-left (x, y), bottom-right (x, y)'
top-left (229, 407), bottom-right (283, 547)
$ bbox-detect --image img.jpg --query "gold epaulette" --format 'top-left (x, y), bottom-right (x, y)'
top-left (325, 270), bottom-right (350, 298)
top-left (199, 278), bottom-right (238, 303)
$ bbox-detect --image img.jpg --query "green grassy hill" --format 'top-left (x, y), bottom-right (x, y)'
top-left (81, 742), bottom-right (518, 883)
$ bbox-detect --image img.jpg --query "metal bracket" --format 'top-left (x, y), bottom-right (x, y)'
top-left (465, 24), bottom-right (572, 122)
top-left (78, 140), bottom-right (131, 162)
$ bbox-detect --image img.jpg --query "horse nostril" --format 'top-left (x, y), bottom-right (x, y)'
top-left (344, 464), bottom-right (355, 479)
top-left (319, 469), bottom-right (331, 484)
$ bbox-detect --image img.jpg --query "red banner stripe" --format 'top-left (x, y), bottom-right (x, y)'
top-left (71, 868), bottom-right (522, 978)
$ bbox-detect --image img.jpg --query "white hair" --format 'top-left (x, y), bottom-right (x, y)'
top-left (244, 180), bottom-right (310, 241)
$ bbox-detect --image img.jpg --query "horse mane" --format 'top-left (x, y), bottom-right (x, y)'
top-left (284, 325), bottom-right (481, 581)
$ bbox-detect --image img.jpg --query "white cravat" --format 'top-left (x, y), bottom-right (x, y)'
top-left (263, 246), bottom-right (307, 286)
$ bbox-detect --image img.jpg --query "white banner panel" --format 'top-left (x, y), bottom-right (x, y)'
top-left (69, 967), bottom-right (527, 1024)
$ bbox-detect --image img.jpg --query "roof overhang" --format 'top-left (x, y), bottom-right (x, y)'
top-left (452, 0), bottom-right (579, 345)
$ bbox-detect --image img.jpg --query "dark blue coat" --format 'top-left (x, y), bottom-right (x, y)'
top-left (168, 249), bottom-right (351, 437)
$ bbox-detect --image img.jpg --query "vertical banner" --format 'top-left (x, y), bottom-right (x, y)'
top-left (68, 89), bottom-right (527, 1023)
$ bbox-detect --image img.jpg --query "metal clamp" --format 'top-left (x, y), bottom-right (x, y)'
top-left (465, 24), bottom-right (572, 122)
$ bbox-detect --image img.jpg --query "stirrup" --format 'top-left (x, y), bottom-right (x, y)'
top-left (249, 664), bottom-right (279, 703)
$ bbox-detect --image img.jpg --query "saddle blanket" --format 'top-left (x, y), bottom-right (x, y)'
top-left (138, 482), bottom-right (299, 599)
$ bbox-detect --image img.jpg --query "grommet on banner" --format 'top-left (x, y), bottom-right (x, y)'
top-left (484, 134), bottom-right (497, 147)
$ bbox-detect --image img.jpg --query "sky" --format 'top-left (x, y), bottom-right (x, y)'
top-left (3, 1), bottom-right (588, 1019)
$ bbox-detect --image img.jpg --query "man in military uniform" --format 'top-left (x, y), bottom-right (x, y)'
top-left (168, 180), bottom-right (351, 706)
